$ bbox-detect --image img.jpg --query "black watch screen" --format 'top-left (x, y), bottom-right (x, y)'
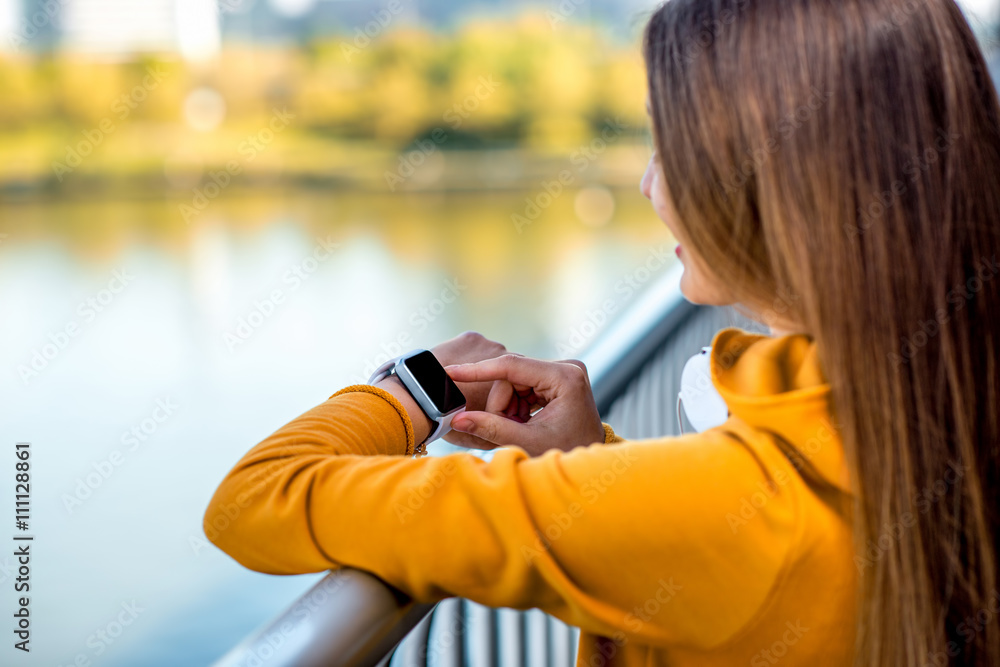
top-left (400, 351), bottom-right (467, 414)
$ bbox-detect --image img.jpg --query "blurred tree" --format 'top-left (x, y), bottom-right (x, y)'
top-left (0, 12), bottom-right (652, 189)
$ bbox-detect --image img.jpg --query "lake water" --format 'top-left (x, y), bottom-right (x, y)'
top-left (0, 186), bottom-right (676, 665)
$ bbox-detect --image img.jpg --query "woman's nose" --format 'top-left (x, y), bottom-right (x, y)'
top-left (640, 159), bottom-right (654, 200)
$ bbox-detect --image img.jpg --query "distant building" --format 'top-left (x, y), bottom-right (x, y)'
top-left (0, 0), bottom-right (16, 43)
top-left (2, 0), bottom-right (60, 51)
top-left (57, 0), bottom-right (220, 58)
top-left (0, 0), bottom-right (653, 55)
top-left (6, 0), bottom-right (993, 58)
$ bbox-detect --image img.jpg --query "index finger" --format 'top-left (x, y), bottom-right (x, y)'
top-left (444, 354), bottom-right (563, 390)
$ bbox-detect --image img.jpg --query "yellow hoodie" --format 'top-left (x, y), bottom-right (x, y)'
top-left (204, 328), bottom-right (857, 666)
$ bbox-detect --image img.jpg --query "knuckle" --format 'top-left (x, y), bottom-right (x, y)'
top-left (563, 362), bottom-right (589, 386)
top-left (462, 331), bottom-right (507, 356)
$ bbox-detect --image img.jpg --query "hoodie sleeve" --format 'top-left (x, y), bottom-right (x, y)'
top-left (203, 384), bottom-right (798, 649)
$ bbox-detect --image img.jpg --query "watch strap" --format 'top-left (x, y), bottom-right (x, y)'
top-left (367, 352), bottom-right (453, 455)
top-left (368, 356), bottom-right (400, 386)
top-left (427, 406), bottom-right (464, 444)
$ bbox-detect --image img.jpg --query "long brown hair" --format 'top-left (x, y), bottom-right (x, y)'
top-left (643, 0), bottom-right (1000, 663)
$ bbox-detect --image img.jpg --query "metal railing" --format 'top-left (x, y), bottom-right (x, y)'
top-left (211, 263), bottom-right (753, 667)
top-left (212, 568), bottom-right (434, 667)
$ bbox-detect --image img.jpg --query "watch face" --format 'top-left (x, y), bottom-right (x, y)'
top-left (401, 350), bottom-right (467, 414)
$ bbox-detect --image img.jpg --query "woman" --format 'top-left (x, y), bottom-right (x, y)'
top-left (204, 0), bottom-right (1000, 664)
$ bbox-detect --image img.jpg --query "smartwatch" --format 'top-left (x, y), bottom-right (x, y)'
top-left (368, 349), bottom-right (468, 453)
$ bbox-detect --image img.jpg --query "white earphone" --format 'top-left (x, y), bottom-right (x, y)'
top-left (677, 347), bottom-right (730, 433)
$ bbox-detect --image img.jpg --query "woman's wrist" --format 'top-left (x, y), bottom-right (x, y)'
top-left (375, 375), bottom-right (434, 447)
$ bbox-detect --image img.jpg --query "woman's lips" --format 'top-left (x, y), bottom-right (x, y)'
top-left (675, 244), bottom-right (682, 258)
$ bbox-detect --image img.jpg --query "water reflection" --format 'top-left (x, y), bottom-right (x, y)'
top-left (0, 187), bottom-right (675, 665)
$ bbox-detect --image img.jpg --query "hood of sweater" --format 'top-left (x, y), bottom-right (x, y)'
top-left (709, 328), bottom-right (852, 495)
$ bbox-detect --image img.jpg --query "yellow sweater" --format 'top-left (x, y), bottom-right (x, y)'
top-left (205, 328), bottom-right (857, 665)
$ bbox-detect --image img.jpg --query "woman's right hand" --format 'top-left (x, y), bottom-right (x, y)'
top-left (443, 355), bottom-right (605, 456)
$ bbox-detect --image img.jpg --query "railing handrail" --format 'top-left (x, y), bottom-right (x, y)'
top-left (211, 569), bottom-right (435, 667)
top-left (583, 262), bottom-right (694, 413)
top-left (211, 262), bottom-right (696, 667)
